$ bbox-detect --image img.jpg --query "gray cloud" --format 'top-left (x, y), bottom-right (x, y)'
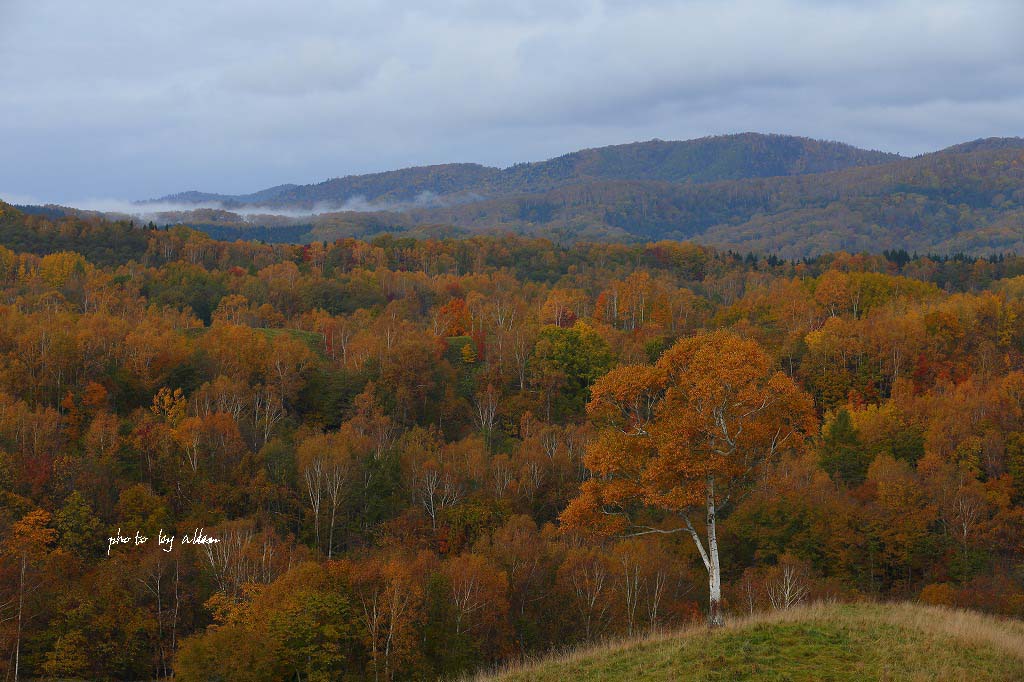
top-left (1, 0), bottom-right (1022, 205)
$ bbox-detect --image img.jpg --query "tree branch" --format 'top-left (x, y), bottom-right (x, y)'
top-left (683, 514), bottom-right (712, 572)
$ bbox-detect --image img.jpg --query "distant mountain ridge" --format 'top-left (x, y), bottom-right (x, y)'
top-left (147, 133), bottom-right (901, 210)
top-left (390, 145), bottom-right (1024, 256)
top-left (15, 134), bottom-right (1024, 258)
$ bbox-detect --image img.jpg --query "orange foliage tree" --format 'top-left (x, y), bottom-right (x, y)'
top-left (560, 330), bottom-right (816, 626)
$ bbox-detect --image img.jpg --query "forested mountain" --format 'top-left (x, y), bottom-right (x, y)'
top-left (0, 201), bottom-right (149, 265)
top-left (156, 163), bottom-right (497, 209)
top-left (17, 135), bottom-right (1024, 258)
top-left (938, 137), bottom-right (1024, 155)
top-left (398, 145), bottom-right (1024, 256)
top-left (494, 133), bottom-right (900, 187)
top-left (148, 133), bottom-right (899, 210)
top-left (121, 135), bottom-right (1024, 257)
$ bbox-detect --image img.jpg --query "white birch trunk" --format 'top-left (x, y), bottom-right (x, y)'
top-left (684, 475), bottom-right (725, 627)
top-left (706, 475), bottom-right (724, 627)
top-left (14, 554), bottom-right (25, 682)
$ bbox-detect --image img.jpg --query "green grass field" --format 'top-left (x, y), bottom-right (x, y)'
top-left (475, 603), bottom-right (1024, 682)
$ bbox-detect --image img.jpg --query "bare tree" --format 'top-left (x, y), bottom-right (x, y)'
top-left (472, 384), bottom-right (499, 451)
top-left (766, 558), bottom-right (810, 610)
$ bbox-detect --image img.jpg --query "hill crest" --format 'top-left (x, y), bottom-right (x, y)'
top-left (477, 602), bottom-right (1024, 682)
top-left (146, 133), bottom-right (900, 210)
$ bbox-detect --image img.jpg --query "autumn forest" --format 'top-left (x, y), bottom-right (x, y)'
top-left (2, 201), bottom-right (1024, 680)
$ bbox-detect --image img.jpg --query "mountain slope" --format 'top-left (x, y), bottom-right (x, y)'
top-left (0, 200), bottom-right (20, 218)
top-left (478, 603), bottom-right (1024, 682)
top-left (148, 133), bottom-right (899, 210)
top-left (495, 133), bottom-right (899, 189)
top-left (938, 137), bottom-right (1024, 155)
top-left (386, 146), bottom-right (1024, 256)
top-left (157, 163), bottom-right (498, 209)
top-left (36, 134), bottom-right (1024, 257)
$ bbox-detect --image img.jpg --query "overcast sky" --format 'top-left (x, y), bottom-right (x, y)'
top-left (1, 0), bottom-right (1022, 205)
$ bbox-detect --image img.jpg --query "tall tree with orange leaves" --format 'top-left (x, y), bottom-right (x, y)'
top-left (560, 330), bottom-right (816, 626)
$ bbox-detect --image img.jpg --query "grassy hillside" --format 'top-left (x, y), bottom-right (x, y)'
top-left (475, 603), bottom-right (1024, 682)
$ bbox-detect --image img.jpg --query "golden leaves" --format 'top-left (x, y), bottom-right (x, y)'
top-left (565, 329), bottom-right (818, 534)
top-left (151, 386), bottom-right (186, 426)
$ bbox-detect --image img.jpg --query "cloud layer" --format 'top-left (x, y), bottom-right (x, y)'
top-left (2, 0), bottom-right (1022, 204)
